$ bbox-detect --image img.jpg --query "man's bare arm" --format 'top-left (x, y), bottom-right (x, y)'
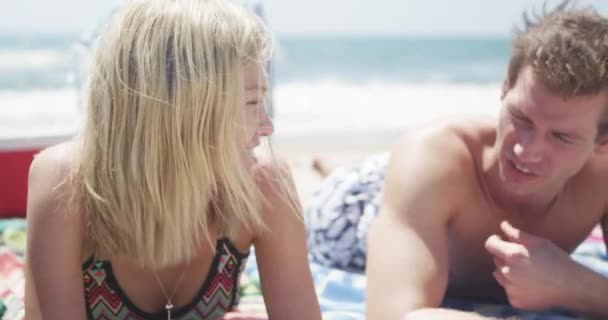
top-left (366, 130), bottom-right (490, 320)
top-left (565, 215), bottom-right (608, 319)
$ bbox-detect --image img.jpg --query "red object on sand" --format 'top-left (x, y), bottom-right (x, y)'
top-left (0, 148), bottom-right (40, 217)
top-left (0, 134), bottom-right (73, 217)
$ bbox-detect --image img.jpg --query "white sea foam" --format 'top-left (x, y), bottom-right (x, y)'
top-left (0, 49), bottom-right (69, 71)
top-left (271, 80), bottom-right (501, 146)
top-left (0, 81), bottom-right (502, 149)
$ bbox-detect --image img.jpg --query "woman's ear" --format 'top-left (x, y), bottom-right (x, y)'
top-left (501, 79), bottom-right (510, 100)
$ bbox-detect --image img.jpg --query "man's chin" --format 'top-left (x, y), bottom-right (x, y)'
top-left (499, 175), bottom-right (538, 195)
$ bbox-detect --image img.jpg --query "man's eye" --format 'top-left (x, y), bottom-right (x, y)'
top-left (553, 133), bottom-right (572, 144)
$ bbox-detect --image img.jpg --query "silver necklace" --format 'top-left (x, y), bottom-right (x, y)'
top-left (152, 268), bottom-right (187, 320)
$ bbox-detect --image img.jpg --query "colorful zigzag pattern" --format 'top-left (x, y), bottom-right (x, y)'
top-left (83, 239), bottom-right (247, 320)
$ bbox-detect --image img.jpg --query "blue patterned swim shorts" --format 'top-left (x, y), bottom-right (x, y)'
top-left (305, 153), bottom-right (389, 273)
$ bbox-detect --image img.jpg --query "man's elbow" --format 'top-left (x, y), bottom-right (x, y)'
top-left (403, 308), bottom-right (437, 320)
top-left (367, 302), bottom-right (430, 320)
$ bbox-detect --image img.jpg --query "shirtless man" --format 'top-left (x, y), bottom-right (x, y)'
top-left (366, 3), bottom-right (608, 320)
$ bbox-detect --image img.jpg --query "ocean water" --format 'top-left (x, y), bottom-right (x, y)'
top-left (275, 36), bottom-right (510, 84)
top-left (0, 34), bottom-right (507, 145)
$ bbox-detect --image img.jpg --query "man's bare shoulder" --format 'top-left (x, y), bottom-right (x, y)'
top-left (384, 117), bottom-right (494, 210)
top-left (394, 116), bottom-right (495, 171)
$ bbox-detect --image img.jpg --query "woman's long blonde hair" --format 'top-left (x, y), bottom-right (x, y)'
top-left (72, 0), bottom-right (273, 268)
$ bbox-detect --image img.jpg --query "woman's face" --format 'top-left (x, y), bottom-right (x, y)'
top-left (242, 63), bottom-right (273, 150)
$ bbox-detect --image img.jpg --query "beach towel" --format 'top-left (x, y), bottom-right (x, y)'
top-left (1, 219), bottom-right (606, 320)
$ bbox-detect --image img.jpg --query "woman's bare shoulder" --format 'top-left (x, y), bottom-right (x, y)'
top-left (250, 151), bottom-right (302, 228)
top-left (30, 141), bottom-right (77, 178)
top-left (27, 139), bottom-right (85, 242)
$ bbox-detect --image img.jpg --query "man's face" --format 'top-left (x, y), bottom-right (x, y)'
top-left (495, 65), bottom-right (607, 197)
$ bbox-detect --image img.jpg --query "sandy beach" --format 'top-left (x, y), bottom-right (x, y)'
top-left (273, 135), bottom-right (395, 204)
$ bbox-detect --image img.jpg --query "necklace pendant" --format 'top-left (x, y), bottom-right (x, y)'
top-left (166, 302), bottom-right (174, 320)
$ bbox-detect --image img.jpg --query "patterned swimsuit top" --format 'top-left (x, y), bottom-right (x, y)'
top-left (83, 238), bottom-right (249, 320)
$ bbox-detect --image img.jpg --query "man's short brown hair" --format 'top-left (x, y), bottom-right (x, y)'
top-left (506, 1), bottom-right (608, 135)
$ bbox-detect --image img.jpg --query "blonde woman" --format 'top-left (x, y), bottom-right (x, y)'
top-left (24, 0), bottom-right (321, 319)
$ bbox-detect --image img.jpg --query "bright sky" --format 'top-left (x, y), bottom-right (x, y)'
top-left (4, 0), bottom-right (608, 36)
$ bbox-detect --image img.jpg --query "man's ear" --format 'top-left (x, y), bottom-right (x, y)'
top-left (594, 131), bottom-right (608, 155)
